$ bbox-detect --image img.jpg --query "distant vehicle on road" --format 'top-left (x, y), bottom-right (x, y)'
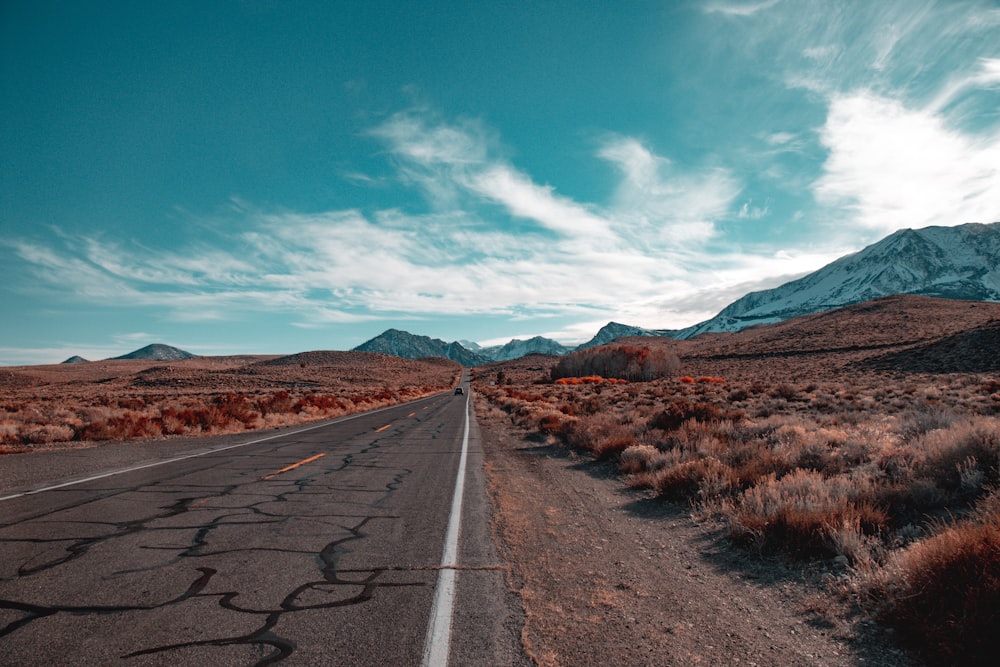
top-left (454, 387), bottom-right (464, 395)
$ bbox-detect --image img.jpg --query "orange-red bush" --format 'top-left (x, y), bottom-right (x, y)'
top-left (551, 345), bottom-right (680, 382)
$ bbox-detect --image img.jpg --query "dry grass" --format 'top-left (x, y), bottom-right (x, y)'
top-left (857, 495), bottom-right (1000, 666)
top-left (1, 352), bottom-right (459, 448)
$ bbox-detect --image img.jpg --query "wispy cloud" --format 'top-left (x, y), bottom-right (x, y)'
top-left (4, 109), bottom-right (834, 335)
top-left (704, 0), bottom-right (782, 17)
top-left (704, 0), bottom-right (1000, 236)
top-left (598, 136), bottom-right (740, 245)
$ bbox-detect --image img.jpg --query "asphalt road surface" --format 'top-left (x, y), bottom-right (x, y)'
top-left (0, 376), bottom-right (525, 666)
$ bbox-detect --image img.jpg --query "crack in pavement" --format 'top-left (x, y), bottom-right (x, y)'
top-left (0, 421), bottom-right (453, 664)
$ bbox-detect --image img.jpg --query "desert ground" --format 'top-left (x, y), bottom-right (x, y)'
top-left (3, 294), bottom-right (999, 665)
top-left (473, 295), bottom-right (1000, 666)
top-left (0, 351), bottom-right (460, 454)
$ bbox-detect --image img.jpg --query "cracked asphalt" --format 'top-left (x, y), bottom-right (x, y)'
top-left (0, 380), bottom-right (525, 666)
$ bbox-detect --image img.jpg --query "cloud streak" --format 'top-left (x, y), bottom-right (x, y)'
top-left (6, 110), bottom-right (838, 335)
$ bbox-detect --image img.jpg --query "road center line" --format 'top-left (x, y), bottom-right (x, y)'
top-left (261, 452), bottom-right (326, 480)
top-left (374, 423), bottom-right (392, 432)
top-left (421, 392), bottom-right (470, 667)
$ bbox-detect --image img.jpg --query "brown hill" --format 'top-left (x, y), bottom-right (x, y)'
top-left (674, 295), bottom-right (1000, 381)
top-left (478, 295), bottom-right (1000, 385)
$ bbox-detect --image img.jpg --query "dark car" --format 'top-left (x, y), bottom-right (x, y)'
top-left (454, 387), bottom-right (464, 395)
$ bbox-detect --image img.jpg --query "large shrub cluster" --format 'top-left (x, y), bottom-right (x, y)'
top-left (551, 344), bottom-right (680, 382)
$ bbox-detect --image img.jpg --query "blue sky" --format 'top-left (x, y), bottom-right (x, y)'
top-left (2, 0), bottom-right (999, 365)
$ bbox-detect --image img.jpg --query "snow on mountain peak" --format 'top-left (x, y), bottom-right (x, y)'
top-left (678, 222), bottom-right (1000, 338)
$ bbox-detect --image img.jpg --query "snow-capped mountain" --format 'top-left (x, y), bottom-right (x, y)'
top-left (481, 336), bottom-right (570, 361)
top-left (353, 329), bottom-right (489, 366)
top-left (677, 222), bottom-right (1000, 338)
top-left (111, 344), bottom-right (196, 360)
top-left (576, 322), bottom-right (674, 349)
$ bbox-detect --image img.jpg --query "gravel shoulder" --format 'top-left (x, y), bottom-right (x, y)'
top-left (477, 407), bottom-right (915, 667)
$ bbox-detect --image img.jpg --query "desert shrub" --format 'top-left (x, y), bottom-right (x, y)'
top-left (913, 418), bottom-right (1000, 495)
top-left (723, 469), bottom-right (887, 557)
top-left (649, 398), bottom-right (740, 431)
top-left (653, 456), bottom-right (736, 501)
top-left (863, 498), bottom-right (1000, 665)
top-left (532, 410), bottom-right (577, 438)
top-left (551, 345), bottom-right (680, 382)
top-left (75, 411), bottom-right (163, 441)
top-left (212, 392), bottom-right (257, 425)
top-left (563, 413), bottom-right (636, 459)
top-left (554, 375), bottom-right (627, 386)
top-left (722, 438), bottom-right (791, 488)
top-left (259, 390), bottom-right (296, 415)
top-left (160, 406), bottom-right (202, 433)
top-left (619, 444), bottom-right (678, 475)
top-left (20, 424), bottom-right (76, 444)
top-left (770, 383), bottom-right (799, 401)
top-left (0, 421), bottom-right (18, 443)
top-left (728, 388), bottom-right (751, 402)
top-left (295, 393), bottom-right (346, 413)
top-left (896, 404), bottom-right (961, 442)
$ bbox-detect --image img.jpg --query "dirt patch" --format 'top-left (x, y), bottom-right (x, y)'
top-left (479, 410), bottom-right (913, 666)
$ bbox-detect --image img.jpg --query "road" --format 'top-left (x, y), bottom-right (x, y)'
top-left (0, 377), bottom-right (525, 666)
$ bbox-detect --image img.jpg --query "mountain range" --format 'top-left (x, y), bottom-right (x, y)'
top-left (353, 221), bottom-right (1000, 363)
top-left (676, 222), bottom-right (1000, 338)
top-left (352, 329), bottom-right (489, 366)
top-left (62, 222), bottom-right (1000, 367)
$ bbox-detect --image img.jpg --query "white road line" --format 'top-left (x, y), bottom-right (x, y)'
top-left (0, 396), bottom-right (443, 503)
top-left (421, 392), bottom-right (470, 667)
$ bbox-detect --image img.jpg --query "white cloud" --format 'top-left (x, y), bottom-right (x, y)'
top-left (929, 57), bottom-right (1000, 113)
top-left (738, 199), bottom-right (772, 219)
top-left (598, 135), bottom-right (741, 245)
top-left (814, 91), bottom-right (1000, 233)
top-left (704, 0), bottom-right (781, 17)
top-left (467, 165), bottom-right (613, 239)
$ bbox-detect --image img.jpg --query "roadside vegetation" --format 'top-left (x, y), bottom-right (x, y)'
top-left (0, 352), bottom-right (459, 451)
top-left (475, 345), bottom-right (1000, 665)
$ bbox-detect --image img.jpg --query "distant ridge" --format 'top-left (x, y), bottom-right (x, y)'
top-left (353, 329), bottom-right (488, 366)
top-left (577, 322), bottom-right (673, 349)
top-left (61, 355), bottom-right (89, 364)
top-left (481, 336), bottom-right (571, 361)
top-left (111, 344), bottom-right (196, 361)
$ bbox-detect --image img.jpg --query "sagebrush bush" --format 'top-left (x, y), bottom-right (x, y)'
top-left (722, 469), bottom-right (887, 557)
top-left (862, 496), bottom-right (1000, 665)
top-left (563, 413), bottom-right (636, 459)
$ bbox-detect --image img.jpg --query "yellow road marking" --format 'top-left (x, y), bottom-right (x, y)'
top-left (407, 412), bottom-right (416, 417)
top-left (375, 423), bottom-right (392, 432)
top-left (261, 453), bottom-right (326, 480)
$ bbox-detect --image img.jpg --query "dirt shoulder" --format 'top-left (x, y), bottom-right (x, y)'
top-left (478, 408), bottom-right (914, 667)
